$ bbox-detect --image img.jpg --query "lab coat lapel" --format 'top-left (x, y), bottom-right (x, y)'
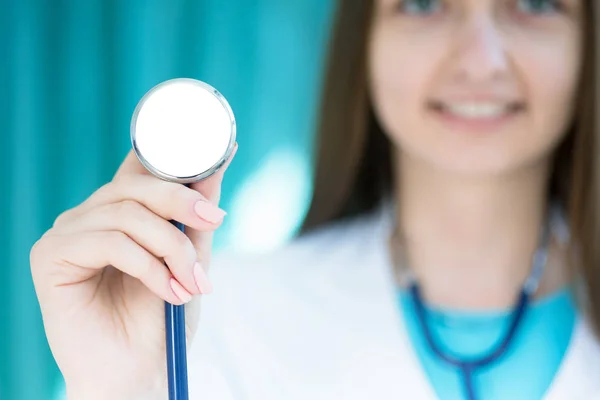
top-left (332, 203), bottom-right (438, 399)
top-left (543, 317), bottom-right (600, 400)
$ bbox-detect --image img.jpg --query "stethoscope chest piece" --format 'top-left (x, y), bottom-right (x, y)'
top-left (131, 78), bottom-right (236, 183)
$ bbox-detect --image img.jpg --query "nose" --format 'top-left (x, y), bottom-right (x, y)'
top-left (452, 16), bottom-right (509, 84)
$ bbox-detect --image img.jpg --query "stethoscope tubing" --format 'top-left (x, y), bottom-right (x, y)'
top-left (410, 283), bottom-right (530, 400)
top-left (406, 205), bottom-right (554, 400)
top-left (166, 220), bottom-right (189, 400)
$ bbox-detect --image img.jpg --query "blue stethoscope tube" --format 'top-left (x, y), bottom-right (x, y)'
top-left (405, 206), bottom-right (553, 400)
top-left (409, 284), bottom-right (531, 400)
top-left (166, 220), bottom-right (189, 400)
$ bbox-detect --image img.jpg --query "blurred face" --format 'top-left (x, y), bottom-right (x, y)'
top-left (368, 0), bottom-right (583, 176)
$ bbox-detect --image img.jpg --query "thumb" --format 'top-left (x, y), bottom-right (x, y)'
top-left (187, 142), bottom-right (238, 271)
top-left (189, 142), bottom-right (238, 206)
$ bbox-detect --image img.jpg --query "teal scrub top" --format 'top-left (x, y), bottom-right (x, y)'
top-left (397, 287), bottom-right (577, 399)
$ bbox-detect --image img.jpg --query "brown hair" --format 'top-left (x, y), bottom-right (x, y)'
top-left (301, 2), bottom-right (600, 334)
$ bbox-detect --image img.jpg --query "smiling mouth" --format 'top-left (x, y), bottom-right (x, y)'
top-left (429, 100), bottom-right (526, 120)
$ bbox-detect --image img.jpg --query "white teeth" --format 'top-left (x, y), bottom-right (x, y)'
top-left (444, 103), bottom-right (509, 119)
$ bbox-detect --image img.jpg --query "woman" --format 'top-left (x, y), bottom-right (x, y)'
top-left (30, 0), bottom-right (600, 399)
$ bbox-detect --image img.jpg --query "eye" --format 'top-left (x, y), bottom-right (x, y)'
top-left (396, 0), bottom-right (443, 16)
top-left (515, 0), bottom-right (565, 15)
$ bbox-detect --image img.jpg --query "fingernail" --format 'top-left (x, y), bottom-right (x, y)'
top-left (193, 262), bottom-right (213, 294)
top-left (194, 200), bottom-right (227, 224)
top-left (170, 278), bottom-right (193, 303)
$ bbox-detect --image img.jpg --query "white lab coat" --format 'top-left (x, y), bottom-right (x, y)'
top-left (188, 204), bottom-right (600, 400)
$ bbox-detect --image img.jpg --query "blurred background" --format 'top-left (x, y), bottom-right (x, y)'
top-left (0, 0), bottom-right (335, 398)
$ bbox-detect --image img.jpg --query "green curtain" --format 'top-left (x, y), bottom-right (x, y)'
top-left (1, 1), bottom-right (334, 398)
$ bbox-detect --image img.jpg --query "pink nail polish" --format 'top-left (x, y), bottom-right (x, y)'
top-left (193, 262), bottom-right (213, 294)
top-left (170, 278), bottom-right (193, 303)
top-left (194, 201), bottom-right (227, 224)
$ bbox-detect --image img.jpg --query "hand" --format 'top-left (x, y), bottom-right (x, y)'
top-left (30, 144), bottom-right (237, 399)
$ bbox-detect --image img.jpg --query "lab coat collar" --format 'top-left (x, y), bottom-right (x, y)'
top-left (357, 199), bottom-right (600, 399)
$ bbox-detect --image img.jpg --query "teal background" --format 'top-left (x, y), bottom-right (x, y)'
top-left (0, 1), bottom-right (335, 398)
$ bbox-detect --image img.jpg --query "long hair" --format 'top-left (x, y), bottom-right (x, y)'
top-left (300, 2), bottom-right (600, 334)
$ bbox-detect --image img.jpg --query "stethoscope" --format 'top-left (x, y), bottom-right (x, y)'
top-left (405, 207), bottom-right (557, 400)
top-left (130, 78), bottom-right (237, 400)
top-left (128, 78), bottom-right (562, 400)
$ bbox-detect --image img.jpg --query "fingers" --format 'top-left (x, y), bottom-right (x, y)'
top-left (55, 174), bottom-right (226, 232)
top-left (32, 230), bottom-right (191, 305)
top-left (52, 200), bottom-right (211, 296)
top-left (44, 143), bottom-right (240, 301)
top-left (56, 143), bottom-right (239, 233)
